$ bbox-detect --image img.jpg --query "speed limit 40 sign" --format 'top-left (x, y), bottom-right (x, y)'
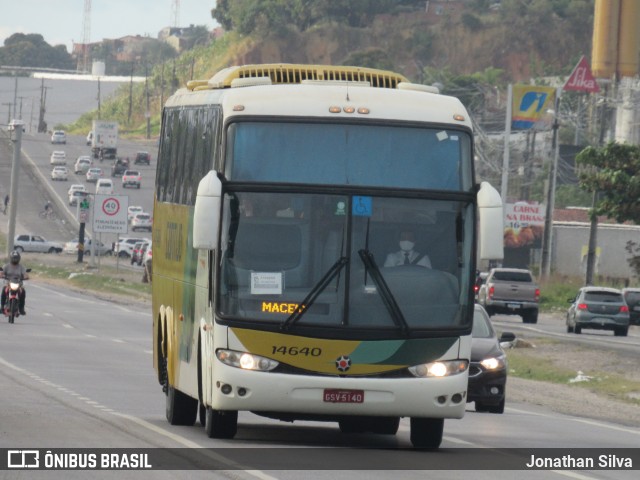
top-left (92, 194), bottom-right (129, 233)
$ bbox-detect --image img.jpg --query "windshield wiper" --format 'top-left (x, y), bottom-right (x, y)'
top-left (358, 249), bottom-right (409, 334)
top-left (280, 256), bottom-right (349, 331)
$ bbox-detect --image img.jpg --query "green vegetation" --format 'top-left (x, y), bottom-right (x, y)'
top-left (538, 276), bottom-right (585, 312)
top-left (30, 260), bottom-right (151, 301)
top-left (0, 33), bottom-right (74, 70)
top-left (507, 340), bottom-right (640, 407)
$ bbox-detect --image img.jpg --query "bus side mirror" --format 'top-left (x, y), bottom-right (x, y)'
top-left (193, 171), bottom-right (222, 250)
top-left (477, 182), bottom-right (504, 261)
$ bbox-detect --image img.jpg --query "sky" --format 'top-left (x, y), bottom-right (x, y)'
top-left (0, 0), bottom-right (217, 52)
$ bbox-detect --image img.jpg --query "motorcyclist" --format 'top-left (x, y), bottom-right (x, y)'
top-left (1, 250), bottom-right (29, 315)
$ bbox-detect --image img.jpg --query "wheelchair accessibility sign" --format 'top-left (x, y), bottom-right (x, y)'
top-left (352, 196), bottom-right (372, 217)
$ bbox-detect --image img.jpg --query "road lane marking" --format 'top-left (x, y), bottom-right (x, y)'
top-left (0, 354), bottom-right (277, 480)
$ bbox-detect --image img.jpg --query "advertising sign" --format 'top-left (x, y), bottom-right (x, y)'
top-left (92, 195), bottom-right (128, 233)
top-left (504, 202), bottom-right (545, 249)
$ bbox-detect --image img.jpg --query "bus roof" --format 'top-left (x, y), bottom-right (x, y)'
top-left (164, 64), bottom-right (471, 128)
top-left (187, 64), bottom-right (409, 90)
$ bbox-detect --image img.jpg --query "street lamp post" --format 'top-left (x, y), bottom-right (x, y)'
top-left (541, 92), bottom-right (561, 279)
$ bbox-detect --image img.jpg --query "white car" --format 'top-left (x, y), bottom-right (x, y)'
top-left (67, 184), bottom-right (87, 196)
top-left (122, 170), bottom-right (141, 189)
top-left (127, 206), bottom-right (144, 222)
top-left (86, 167), bottom-right (103, 183)
top-left (13, 234), bottom-right (63, 253)
top-left (68, 189), bottom-right (89, 206)
top-left (51, 166), bottom-right (69, 181)
top-left (114, 237), bottom-right (150, 258)
top-left (51, 130), bottom-right (66, 144)
top-left (50, 151), bottom-right (66, 165)
top-left (131, 212), bottom-right (152, 232)
top-left (95, 178), bottom-right (114, 195)
top-left (86, 131), bottom-right (93, 146)
top-left (63, 238), bottom-right (112, 256)
top-left (74, 156), bottom-right (92, 174)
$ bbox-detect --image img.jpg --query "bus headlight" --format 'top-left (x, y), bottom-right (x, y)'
top-left (216, 349), bottom-right (279, 372)
top-left (408, 360), bottom-right (468, 378)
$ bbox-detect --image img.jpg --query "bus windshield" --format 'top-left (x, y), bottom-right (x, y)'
top-left (225, 122), bottom-right (473, 191)
top-left (218, 192), bottom-right (474, 334)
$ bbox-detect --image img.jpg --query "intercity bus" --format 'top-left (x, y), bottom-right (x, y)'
top-left (152, 64), bottom-right (503, 448)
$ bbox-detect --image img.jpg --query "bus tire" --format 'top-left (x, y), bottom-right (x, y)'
top-left (410, 417), bottom-right (444, 449)
top-left (199, 404), bottom-right (206, 427)
top-left (166, 385), bottom-right (198, 426)
top-left (205, 407), bottom-right (238, 439)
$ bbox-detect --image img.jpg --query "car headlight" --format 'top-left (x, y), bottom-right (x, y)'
top-left (480, 354), bottom-right (506, 371)
top-left (408, 360), bottom-right (468, 378)
top-left (216, 349), bottom-right (279, 371)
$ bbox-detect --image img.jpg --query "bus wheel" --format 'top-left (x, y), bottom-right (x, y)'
top-left (165, 385), bottom-right (198, 426)
top-left (205, 407), bottom-right (238, 439)
top-left (199, 404), bottom-right (206, 427)
top-left (410, 417), bottom-right (444, 449)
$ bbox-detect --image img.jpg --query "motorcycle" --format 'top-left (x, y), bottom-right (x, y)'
top-left (0, 267), bottom-right (31, 324)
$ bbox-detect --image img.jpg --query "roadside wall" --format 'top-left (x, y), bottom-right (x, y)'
top-left (553, 222), bottom-right (640, 281)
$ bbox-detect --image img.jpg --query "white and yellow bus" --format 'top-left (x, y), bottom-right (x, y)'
top-left (152, 64), bottom-right (503, 449)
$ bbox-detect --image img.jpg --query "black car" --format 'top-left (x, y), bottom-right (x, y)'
top-left (111, 157), bottom-right (130, 177)
top-left (134, 151), bottom-right (151, 165)
top-left (622, 288), bottom-right (640, 325)
top-left (468, 304), bottom-right (515, 414)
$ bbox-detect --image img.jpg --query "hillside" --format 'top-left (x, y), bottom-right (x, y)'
top-left (69, 2), bottom-right (594, 138)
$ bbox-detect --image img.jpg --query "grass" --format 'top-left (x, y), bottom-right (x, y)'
top-left (29, 259), bottom-right (151, 301)
top-left (506, 339), bottom-right (640, 406)
top-left (538, 274), bottom-right (640, 312)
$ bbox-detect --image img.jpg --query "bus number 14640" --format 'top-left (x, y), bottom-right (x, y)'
top-left (271, 346), bottom-right (322, 356)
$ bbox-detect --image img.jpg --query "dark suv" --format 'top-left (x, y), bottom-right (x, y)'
top-left (622, 288), bottom-right (640, 325)
top-left (111, 157), bottom-right (130, 177)
top-left (134, 151), bottom-right (151, 165)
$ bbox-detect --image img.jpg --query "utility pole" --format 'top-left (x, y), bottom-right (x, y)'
top-left (97, 77), bottom-right (101, 119)
top-left (38, 79), bottom-right (50, 133)
top-left (7, 120), bottom-right (24, 255)
top-left (128, 62), bottom-right (134, 124)
top-left (160, 61), bottom-right (165, 107)
top-left (541, 90), bottom-right (561, 279)
top-left (2, 103), bottom-right (11, 124)
top-left (12, 74), bottom-right (18, 117)
top-left (145, 63), bottom-right (151, 139)
top-left (17, 96), bottom-right (26, 119)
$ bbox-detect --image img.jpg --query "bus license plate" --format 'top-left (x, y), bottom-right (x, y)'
top-left (323, 389), bottom-right (364, 403)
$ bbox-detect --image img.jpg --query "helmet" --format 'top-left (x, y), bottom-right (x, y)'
top-left (10, 250), bottom-right (20, 265)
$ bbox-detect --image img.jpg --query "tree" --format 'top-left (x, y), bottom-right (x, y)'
top-left (0, 33), bottom-right (74, 69)
top-left (577, 142), bottom-right (640, 277)
top-left (576, 142), bottom-right (640, 224)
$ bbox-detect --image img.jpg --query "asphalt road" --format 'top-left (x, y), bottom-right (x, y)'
top-left (0, 129), bottom-right (156, 250)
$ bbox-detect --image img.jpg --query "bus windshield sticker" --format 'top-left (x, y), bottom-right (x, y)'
top-left (335, 201), bottom-right (347, 216)
top-left (251, 272), bottom-right (283, 295)
top-left (436, 130), bottom-right (449, 141)
top-left (352, 196), bottom-right (372, 217)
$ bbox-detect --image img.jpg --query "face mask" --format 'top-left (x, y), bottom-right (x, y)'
top-left (399, 241), bottom-right (414, 252)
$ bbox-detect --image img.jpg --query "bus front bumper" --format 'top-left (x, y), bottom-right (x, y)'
top-left (208, 364), bottom-right (468, 419)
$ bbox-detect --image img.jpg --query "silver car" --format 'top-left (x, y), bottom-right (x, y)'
top-left (566, 286), bottom-right (630, 336)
